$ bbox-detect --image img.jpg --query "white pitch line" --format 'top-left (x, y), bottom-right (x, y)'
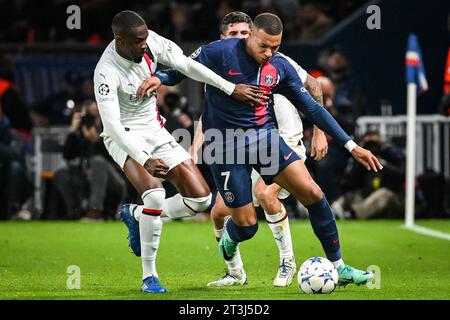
top-left (402, 224), bottom-right (450, 241)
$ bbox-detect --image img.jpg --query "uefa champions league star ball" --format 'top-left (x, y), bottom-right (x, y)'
top-left (298, 257), bottom-right (338, 294)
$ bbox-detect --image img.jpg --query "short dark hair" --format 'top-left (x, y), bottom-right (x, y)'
top-left (253, 13), bottom-right (283, 35)
top-left (111, 10), bottom-right (146, 36)
top-left (221, 11), bottom-right (253, 35)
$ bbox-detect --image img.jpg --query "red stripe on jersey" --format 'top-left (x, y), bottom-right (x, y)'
top-left (144, 52), bottom-right (164, 127)
top-left (144, 52), bottom-right (154, 75)
top-left (142, 208), bottom-right (162, 216)
top-left (256, 62), bottom-right (277, 126)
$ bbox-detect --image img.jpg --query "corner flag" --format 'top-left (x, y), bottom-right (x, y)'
top-left (404, 34), bottom-right (428, 228)
top-left (406, 34), bottom-right (429, 94)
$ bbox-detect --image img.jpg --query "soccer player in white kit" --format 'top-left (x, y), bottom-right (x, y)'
top-left (93, 10), bottom-right (266, 293)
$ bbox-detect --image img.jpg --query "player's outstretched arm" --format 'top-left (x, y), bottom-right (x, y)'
top-left (305, 75), bottom-right (328, 160)
top-left (152, 32), bottom-right (265, 105)
top-left (155, 69), bottom-right (187, 86)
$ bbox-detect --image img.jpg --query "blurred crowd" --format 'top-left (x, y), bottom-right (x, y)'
top-left (0, 0), bottom-right (366, 44)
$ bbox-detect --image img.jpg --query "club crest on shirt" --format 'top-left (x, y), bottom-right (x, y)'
top-left (264, 74), bottom-right (274, 86)
top-left (98, 83), bottom-right (110, 95)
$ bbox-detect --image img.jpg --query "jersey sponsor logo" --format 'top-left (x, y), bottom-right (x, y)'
top-left (228, 70), bottom-right (242, 76)
top-left (224, 191), bottom-right (235, 203)
top-left (129, 94), bottom-right (139, 103)
top-left (264, 74), bottom-right (274, 85)
top-left (300, 87), bottom-right (307, 93)
top-left (190, 47), bottom-right (202, 59)
top-left (283, 151), bottom-right (294, 160)
top-left (98, 83), bottom-right (110, 95)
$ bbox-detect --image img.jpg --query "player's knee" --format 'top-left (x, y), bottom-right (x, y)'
top-left (183, 193), bottom-right (212, 216)
top-left (304, 184), bottom-right (324, 205)
top-left (255, 188), bottom-right (279, 210)
top-left (142, 188), bottom-right (166, 213)
top-left (226, 219), bottom-right (259, 242)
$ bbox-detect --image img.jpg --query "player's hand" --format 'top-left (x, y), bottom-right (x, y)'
top-left (137, 77), bottom-right (161, 98)
top-left (311, 129), bottom-right (328, 161)
top-left (144, 158), bottom-right (169, 178)
top-left (231, 84), bottom-right (267, 106)
top-left (351, 146), bottom-right (384, 172)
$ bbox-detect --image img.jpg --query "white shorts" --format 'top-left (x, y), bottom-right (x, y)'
top-left (102, 127), bottom-right (191, 170)
top-left (251, 144), bottom-right (306, 206)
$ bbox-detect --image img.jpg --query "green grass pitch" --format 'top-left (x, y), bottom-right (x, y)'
top-left (0, 219), bottom-right (449, 300)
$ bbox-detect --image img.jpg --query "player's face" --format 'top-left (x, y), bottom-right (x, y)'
top-left (220, 22), bottom-right (251, 39)
top-left (117, 25), bottom-right (149, 63)
top-left (246, 28), bottom-right (281, 65)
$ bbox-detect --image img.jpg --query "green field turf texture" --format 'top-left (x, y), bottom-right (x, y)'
top-left (0, 219), bottom-right (449, 300)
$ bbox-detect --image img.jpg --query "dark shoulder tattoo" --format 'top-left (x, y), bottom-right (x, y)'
top-left (304, 75), bottom-right (323, 105)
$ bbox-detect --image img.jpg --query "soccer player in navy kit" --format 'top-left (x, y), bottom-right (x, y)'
top-left (151, 13), bottom-right (382, 285)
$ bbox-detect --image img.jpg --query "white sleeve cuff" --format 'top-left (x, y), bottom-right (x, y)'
top-left (223, 81), bottom-right (236, 96)
top-left (135, 153), bottom-right (152, 167)
top-left (344, 140), bottom-right (358, 153)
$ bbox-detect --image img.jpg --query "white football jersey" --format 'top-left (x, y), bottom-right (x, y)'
top-left (94, 30), bottom-right (235, 166)
top-left (274, 53), bottom-right (307, 147)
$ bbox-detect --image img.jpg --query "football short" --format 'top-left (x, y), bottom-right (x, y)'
top-left (251, 142), bottom-right (306, 207)
top-left (101, 127), bottom-right (191, 171)
top-left (207, 128), bottom-right (300, 208)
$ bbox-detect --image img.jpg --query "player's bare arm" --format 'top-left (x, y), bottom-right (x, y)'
top-left (305, 74), bottom-right (328, 161)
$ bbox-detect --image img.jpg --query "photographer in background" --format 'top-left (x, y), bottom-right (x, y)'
top-left (331, 131), bottom-right (405, 219)
top-left (52, 100), bottom-right (127, 220)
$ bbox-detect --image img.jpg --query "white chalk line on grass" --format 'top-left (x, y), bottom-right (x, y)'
top-left (402, 224), bottom-right (450, 241)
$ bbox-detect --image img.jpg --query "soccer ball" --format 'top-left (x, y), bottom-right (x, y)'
top-left (298, 257), bottom-right (338, 294)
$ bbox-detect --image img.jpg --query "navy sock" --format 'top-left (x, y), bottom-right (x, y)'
top-left (226, 219), bottom-right (258, 242)
top-left (305, 196), bottom-right (341, 262)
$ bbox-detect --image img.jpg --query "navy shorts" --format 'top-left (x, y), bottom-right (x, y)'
top-left (206, 128), bottom-right (300, 208)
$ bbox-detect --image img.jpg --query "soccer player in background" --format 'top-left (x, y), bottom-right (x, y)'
top-left (147, 13), bottom-right (381, 287)
top-left (94, 10), bottom-right (265, 293)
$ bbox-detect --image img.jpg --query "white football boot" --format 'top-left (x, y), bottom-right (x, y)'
top-left (273, 257), bottom-right (297, 287)
top-left (207, 268), bottom-right (247, 287)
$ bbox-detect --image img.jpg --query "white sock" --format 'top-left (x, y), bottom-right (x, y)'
top-left (332, 259), bottom-right (345, 269)
top-left (265, 205), bottom-right (294, 262)
top-left (133, 194), bottom-right (210, 220)
top-left (140, 188), bottom-right (165, 280)
top-left (214, 227), bottom-right (224, 241)
top-left (130, 204), bottom-right (141, 222)
top-left (225, 247), bottom-right (244, 272)
top-left (161, 193), bottom-right (211, 219)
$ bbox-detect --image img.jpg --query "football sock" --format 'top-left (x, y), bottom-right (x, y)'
top-left (214, 227), bottom-right (224, 241)
top-left (131, 193), bottom-right (212, 221)
top-left (162, 193), bottom-right (212, 219)
top-left (305, 196), bottom-right (342, 262)
top-left (265, 204), bottom-right (294, 262)
top-left (140, 188), bottom-right (165, 280)
top-left (226, 218), bottom-right (258, 242)
top-left (225, 247), bottom-right (244, 271)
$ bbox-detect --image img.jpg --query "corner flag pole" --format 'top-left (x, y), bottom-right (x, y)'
top-left (404, 34), bottom-right (428, 228)
top-left (405, 82), bottom-right (416, 228)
